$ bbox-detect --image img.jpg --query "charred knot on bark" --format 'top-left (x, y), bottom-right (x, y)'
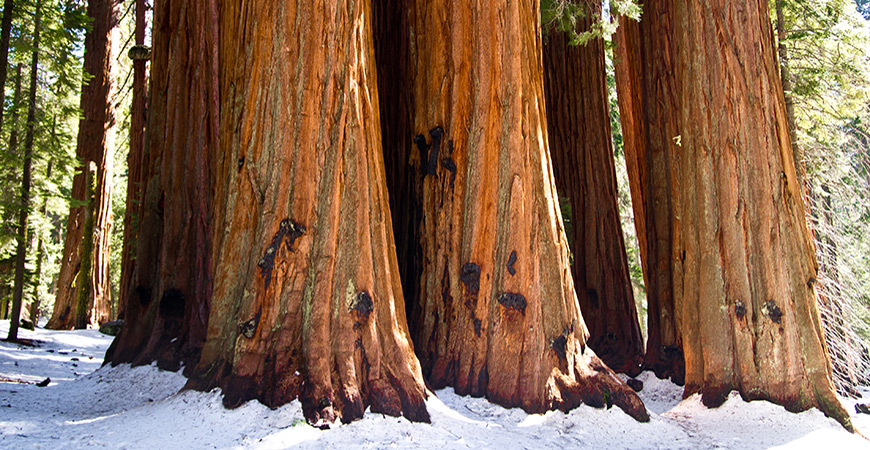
top-left (414, 126), bottom-right (445, 177)
top-left (506, 251), bottom-right (517, 276)
top-left (497, 292), bottom-right (527, 314)
top-left (238, 315), bottom-right (259, 339)
top-left (350, 291), bottom-right (374, 319)
top-left (763, 300), bottom-right (783, 324)
top-left (135, 286), bottom-right (152, 306)
top-left (550, 323), bottom-right (574, 360)
top-left (258, 218), bottom-right (306, 290)
top-left (586, 288), bottom-right (599, 308)
top-left (237, 156), bottom-right (245, 172)
top-left (734, 300), bottom-right (747, 319)
top-left (460, 262), bottom-right (481, 295)
top-left (159, 289), bottom-right (185, 320)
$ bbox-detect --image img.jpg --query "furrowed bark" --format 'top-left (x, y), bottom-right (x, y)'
top-left (48, 0), bottom-right (120, 330)
top-left (405, 0), bottom-right (647, 421)
top-left (613, 1), bottom-right (685, 384)
top-left (189, 0), bottom-right (429, 425)
top-left (117, 0), bottom-right (149, 320)
top-left (673, 0), bottom-right (851, 430)
top-left (106, 0), bottom-right (216, 371)
top-left (543, 0), bottom-right (644, 376)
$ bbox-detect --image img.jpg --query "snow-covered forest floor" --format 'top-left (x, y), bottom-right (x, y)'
top-left (0, 323), bottom-right (868, 449)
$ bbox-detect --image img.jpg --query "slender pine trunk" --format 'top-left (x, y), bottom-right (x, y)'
top-left (7, 3), bottom-right (40, 341)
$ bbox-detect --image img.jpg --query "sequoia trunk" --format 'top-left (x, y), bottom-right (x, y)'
top-left (106, 0), bottom-right (216, 371)
top-left (542, 0), bottom-right (644, 376)
top-left (117, 0), bottom-right (148, 319)
top-left (673, 0), bottom-right (850, 429)
top-left (613, 1), bottom-right (685, 383)
top-left (403, 0), bottom-right (647, 420)
top-left (48, 0), bottom-right (120, 329)
top-left (188, 0), bottom-right (429, 425)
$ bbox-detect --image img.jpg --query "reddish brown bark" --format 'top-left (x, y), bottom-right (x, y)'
top-left (404, 0), bottom-right (647, 420)
top-left (613, 1), bottom-right (685, 384)
top-left (106, 0), bottom-right (216, 371)
top-left (117, 0), bottom-right (149, 320)
top-left (542, 1), bottom-right (644, 376)
top-left (47, 0), bottom-right (120, 330)
top-left (187, 0), bottom-right (429, 425)
top-left (672, 0), bottom-right (850, 429)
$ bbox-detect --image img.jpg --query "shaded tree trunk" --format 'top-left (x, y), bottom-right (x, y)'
top-left (542, 0), bottom-right (644, 376)
top-left (672, 0), bottom-right (850, 429)
top-left (372, 0), bottom-right (424, 334)
top-left (7, 3), bottom-right (39, 341)
top-left (47, 0), bottom-right (119, 330)
top-left (117, 0), bottom-right (148, 321)
top-left (106, 0), bottom-right (216, 371)
top-left (0, 0), bottom-right (16, 134)
top-left (187, 0), bottom-right (429, 425)
top-left (613, 1), bottom-right (685, 384)
top-left (402, 0), bottom-right (647, 420)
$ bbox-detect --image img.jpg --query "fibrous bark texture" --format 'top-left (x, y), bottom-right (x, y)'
top-left (672, 0), bottom-right (850, 429)
top-left (405, 0), bottom-right (647, 421)
top-left (613, 1), bottom-right (685, 384)
top-left (188, 0), bottom-right (429, 425)
top-left (106, 0), bottom-right (216, 371)
top-left (117, 0), bottom-right (149, 320)
top-left (48, 0), bottom-right (120, 330)
top-left (542, 0), bottom-right (644, 376)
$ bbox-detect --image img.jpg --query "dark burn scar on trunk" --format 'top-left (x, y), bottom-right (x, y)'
top-left (238, 308), bottom-right (262, 339)
top-left (473, 318), bottom-right (482, 337)
top-left (506, 251), bottom-right (517, 276)
top-left (350, 291), bottom-right (374, 319)
top-left (550, 324), bottom-right (574, 360)
top-left (414, 127), bottom-right (445, 177)
top-left (414, 134), bottom-right (430, 175)
top-left (460, 262), bottom-right (481, 295)
top-left (765, 300), bottom-right (783, 324)
top-left (257, 218), bottom-right (306, 291)
top-left (497, 292), bottom-right (527, 314)
top-left (135, 286), bottom-right (152, 305)
top-left (428, 126), bottom-right (443, 176)
top-left (586, 288), bottom-right (599, 308)
top-left (734, 300), bottom-right (746, 319)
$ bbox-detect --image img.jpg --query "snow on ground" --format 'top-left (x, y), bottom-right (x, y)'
top-left (1, 322), bottom-right (868, 449)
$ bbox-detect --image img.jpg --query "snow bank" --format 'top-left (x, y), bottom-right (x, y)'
top-left (1, 322), bottom-right (867, 449)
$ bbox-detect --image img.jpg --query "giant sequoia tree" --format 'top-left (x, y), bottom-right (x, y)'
top-left (616, 0), bottom-right (850, 428)
top-left (106, 0), bottom-right (852, 430)
top-left (390, 0), bottom-right (646, 419)
top-left (542, 0), bottom-right (644, 376)
top-left (106, 0), bottom-right (216, 370)
top-left (613, 0), bottom-right (685, 383)
top-left (672, 0), bottom-right (850, 428)
top-left (48, 0), bottom-right (120, 329)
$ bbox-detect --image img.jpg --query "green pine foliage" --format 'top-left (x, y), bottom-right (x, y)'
top-left (0, 0), bottom-right (88, 322)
